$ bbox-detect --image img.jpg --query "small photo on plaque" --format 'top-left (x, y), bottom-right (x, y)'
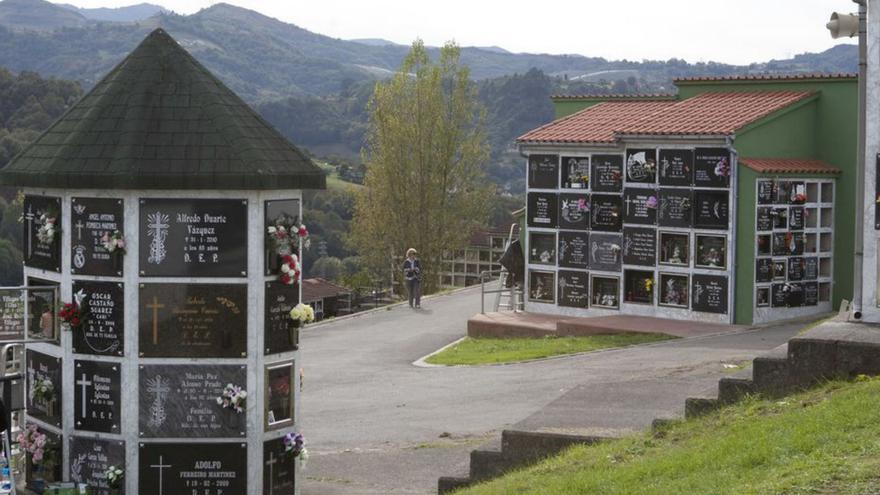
top-left (757, 235), bottom-right (771, 256)
top-left (659, 232), bottom-right (689, 266)
top-left (695, 235), bottom-right (726, 270)
top-left (591, 275), bottom-right (619, 309)
top-left (557, 270), bottom-right (589, 309)
top-left (756, 287), bottom-right (770, 307)
top-left (561, 156), bottom-right (590, 189)
top-left (528, 232), bottom-right (556, 266)
top-left (658, 149), bottom-right (693, 186)
top-left (623, 270), bottom-right (654, 305)
top-left (558, 194), bottom-right (590, 230)
top-left (528, 270), bottom-right (555, 303)
top-left (558, 231), bottom-right (589, 269)
top-left (266, 361), bottom-right (296, 430)
top-left (625, 149), bottom-right (657, 184)
top-left (527, 192), bottom-right (558, 228)
top-left (528, 154), bottom-right (559, 189)
top-left (659, 273), bottom-right (689, 308)
top-left (591, 155), bottom-right (624, 192)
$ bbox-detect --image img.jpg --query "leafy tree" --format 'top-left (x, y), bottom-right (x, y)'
top-left (351, 40), bottom-right (492, 293)
top-left (311, 256), bottom-right (344, 281)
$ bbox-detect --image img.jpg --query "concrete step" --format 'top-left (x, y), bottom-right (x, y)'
top-left (501, 429), bottom-right (604, 464)
top-left (684, 396), bottom-right (719, 418)
top-left (469, 448), bottom-right (508, 481)
top-left (717, 377), bottom-right (756, 405)
top-left (438, 476), bottom-right (472, 494)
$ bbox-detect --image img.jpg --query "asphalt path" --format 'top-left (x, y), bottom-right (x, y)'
top-left (300, 286), bottom-right (806, 494)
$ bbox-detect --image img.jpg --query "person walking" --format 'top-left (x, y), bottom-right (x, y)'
top-left (403, 248), bottom-right (422, 308)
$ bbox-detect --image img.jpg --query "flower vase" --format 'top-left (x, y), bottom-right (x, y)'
top-left (109, 488), bottom-right (121, 495)
top-left (27, 460), bottom-right (45, 494)
top-left (225, 410), bottom-right (240, 429)
top-left (113, 251), bottom-right (123, 273)
top-left (290, 320), bottom-right (301, 350)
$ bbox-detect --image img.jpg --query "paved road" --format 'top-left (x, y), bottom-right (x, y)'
top-left (300, 287), bottom-right (806, 495)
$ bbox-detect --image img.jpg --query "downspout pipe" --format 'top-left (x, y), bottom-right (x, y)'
top-left (853, 0), bottom-right (867, 319)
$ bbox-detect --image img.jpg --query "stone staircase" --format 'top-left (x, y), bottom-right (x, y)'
top-left (438, 319), bottom-right (880, 494)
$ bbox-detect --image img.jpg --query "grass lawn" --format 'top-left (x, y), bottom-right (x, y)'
top-left (455, 377), bottom-right (880, 495)
top-left (425, 333), bottom-right (676, 366)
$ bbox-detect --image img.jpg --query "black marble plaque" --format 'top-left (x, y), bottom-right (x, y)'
top-left (804, 282), bottom-right (819, 306)
top-left (757, 180), bottom-right (774, 205)
top-left (139, 283), bottom-right (247, 358)
top-left (756, 207), bottom-right (772, 231)
top-left (558, 194), bottom-right (590, 230)
top-left (139, 364), bottom-right (247, 438)
top-left (691, 274), bottom-right (728, 314)
top-left (789, 207), bottom-right (805, 230)
top-left (659, 273), bottom-right (689, 308)
top-left (70, 197), bottom-right (124, 276)
top-left (695, 235), bottom-right (726, 269)
top-left (623, 188), bottom-right (657, 225)
top-left (0, 289), bottom-right (25, 341)
top-left (558, 231), bottom-right (589, 269)
top-left (74, 360), bottom-right (120, 433)
top-left (139, 198), bottom-right (248, 277)
top-left (693, 148), bottom-right (730, 188)
top-left (264, 437), bottom-right (296, 495)
top-left (527, 192), bottom-right (558, 228)
top-left (757, 235), bottom-right (771, 256)
top-left (139, 442), bottom-right (247, 495)
top-left (659, 232), bottom-right (689, 266)
top-left (591, 276), bottom-right (619, 309)
top-left (772, 208), bottom-right (788, 229)
top-left (528, 154), bottom-right (559, 189)
top-left (772, 233), bottom-right (790, 256)
top-left (72, 281), bottom-right (124, 356)
top-left (658, 189), bottom-right (692, 228)
top-left (22, 195), bottom-right (61, 272)
top-left (775, 181), bottom-right (791, 204)
top-left (625, 149), bottom-right (657, 184)
top-left (787, 283), bottom-right (805, 307)
top-left (265, 281), bottom-right (301, 355)
top-left (26, 349), bottom-right (61, 427)
top-left (788, 257), bottom-right (805, 282)
top-left (265, 199), bottom-right (301, 275)
top-left (561, 156), bottom-right (590, 189)
top-left (69, 437), bottom-right (126, 495)
top-left (589, 233), bottom-right (622, 272)
top-left (591, 155), bottom-right (624, 192)
top-left (529, 232), bottom-right (556, 265)
top-left (804, 257), bottom-right (819, 280)
top-left (557, 270), bottom-right (589, 308)
top-left (693, 191), bottom-right (729, 230)
top-left (623, 227), bottom-right (656, 266)
top-left (590, 194), bottom-right (622, 232)
top-left (624, 270), bottom-right (654, 304)
top-left (773, 259), bottom-right (787, 281)
top-left (528, 270), bottom-right (555, 303)
top-left (658, 149), bottom-right (693, 186)
top-left (771, 283), bottom-right (788, 307)
top-left (756, 258), bottom-right (773, 283)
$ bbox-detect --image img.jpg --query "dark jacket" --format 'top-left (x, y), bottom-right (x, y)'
top-left (403, 258), bottom-right (421, 281)
top-left (499, 239), bottom-right (524, 288)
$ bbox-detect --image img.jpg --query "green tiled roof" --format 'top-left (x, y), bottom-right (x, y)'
top-left (0, 28), bottom-right (325, 190)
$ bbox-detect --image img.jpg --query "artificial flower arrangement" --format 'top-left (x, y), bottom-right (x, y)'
top-left (17, 424), bottom-right (48, 464)
top-left (714, 157), bottom-right (730, 178)
top-left (101, 230), bottom-right (126, 254)
top-left (36, 212), bottom-right (59, 245)
top-left (289, 303), bottom-right (315, 327)
top-left (32, 377), bottom-right (54, 405)
top-left (283, 432), bottom-right (309, 464)
top-left (58, 289), bottom-right (88, 331)
top-left (279, 254), bottom-right (301, 286)
top-left (216, 383), bottom-right (247, 414)
top-left (645, 196), bottom-right (658, 209)
top-left (104, 465), bottom-right (124, 489)
top-left (577, 198), bottom-right (590, 212)
top-left (267, 217), bottom-right (310, 256)
top-left (643, 278), bottom-right (654, 293)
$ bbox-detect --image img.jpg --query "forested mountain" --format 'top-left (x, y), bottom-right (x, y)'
top-left (58, 2), bottom-right (167, 22)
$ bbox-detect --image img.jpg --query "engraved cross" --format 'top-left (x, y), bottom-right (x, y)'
top-left (150, 455), bottom-right (172, 495)
top-left (146, 296), bottom-right (165, 345)
top-left (76, 372), bottom-right (92, 418)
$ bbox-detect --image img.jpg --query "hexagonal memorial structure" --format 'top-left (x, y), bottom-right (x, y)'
top-left (0, 29), bottom-right (324, 494)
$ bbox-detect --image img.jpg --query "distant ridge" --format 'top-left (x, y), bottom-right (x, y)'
top-left (0, 0), bottom-right (87, 31)
top-left (58, 2), bottom-right (168, 23)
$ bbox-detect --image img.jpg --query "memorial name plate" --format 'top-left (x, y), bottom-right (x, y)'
top-left (558, 270), bottom-right (589, 308)
top-left (139, 364), bottom-right (247, 438)
top-left (528, 271), bottom-right (555, 303)
top-left (756, 258), bottom-right (773, 283)
top-left (756, 207), bottom-right (772, 231)
top-left (787, 283), bottom-right (804, 307)
top-left (558, 194), bottom-right (590, 230)
top-left (623, 227), bottom-right (657, 266)
top-left (527, 192), bottom-right (558, 228)
top-left (804, 282), bottom-right (819, 306)
top-left (70, 197), bottom-right (124, 276)
top-left (624, 270), bottom-right (654, 304)
top-left (26, 349), bottom-right (61, 427)
top-left (590, 233), bottom-right (623, 272)
top-left (789, 207), bottom-right (805, 230)
top-left (591, 155), bottom-right (624, 192)
top-left (558, 231), bottom-right (589, 269)
top-left (74, 360), bottom-right (120, 433)
top-left (264, 437), bottom-right (296, 495)
top-left (658, 149), bottom-right (693, 186)
top-left (757, 180), bottom-right (774, 205)
top-left (529, 232), bottom-right (556, 265)
top-left (0, 289), bottom-right (24, 341)
top-left (693, 191), bottom-right (729, 230)
top-left (23, 195), bottom-right (61, 272)
top-left (771, 283), bottom-right (788, 307)
top-left (561, 156), bottom-right (590, 189)
top-left (590, 195), bottom-right (622, 232)
top-left (266, 281), bottom-right (301, 355)
top-left (788, 257), bottom-right (805, 282)
top-left (140, 443), bottom-right (247, 495)
top-left (265, 199), bottom-right (301, 275)
top-left (72, 281), bottom-right (124, 356)
top-left (69, 437), bottom-right (125, 495)
top-left (623, 188), bottom-right (657, 225)
top-left (528, 154), bottom-right (559, 189)
top-left (139, 198), bottom-right (247, 277)
top-left (790, 233), bottom-right (805, 255)
top-left (693, 148), bottom-right (730, 188)
top-left (658, 189), bottom-right (692, 228)
top-left (772, 233), bottom-right (789, 256)
top-left (691, 274), bottom-right (728, 314)
top-left (804, 257), bottom-right (818, 280)
top-left (625, 149), bottom-right (657, 184)
top-left (139, 283), bottom-right (247, 358)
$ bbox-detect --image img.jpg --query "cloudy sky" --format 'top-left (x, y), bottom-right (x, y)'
top-left (57, 0), bottom-right (856, 64)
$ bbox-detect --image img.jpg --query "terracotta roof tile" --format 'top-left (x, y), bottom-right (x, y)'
top-left (302, 278), bottom-right (351, 302)
top-left (739, 157), bottom-right (841, 175)
top-left (674, 73), bottom-right (857, 83)
top-left (517, 100), bottom-right (675, 144)
top-left (551, 93), bottom-right (676, 100)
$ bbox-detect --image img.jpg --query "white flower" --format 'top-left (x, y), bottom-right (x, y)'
top-left (267, 226), bottom-right (277, 234)
top-left (216, 397), bottom-right (223, 405)
top-left (280, 264), bottom-right (290, 274)
top-left (239, 390), bottom-right (247, 398)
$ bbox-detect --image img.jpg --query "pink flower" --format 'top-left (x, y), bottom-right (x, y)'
top-left (116, 238), bottom-right (125, 249)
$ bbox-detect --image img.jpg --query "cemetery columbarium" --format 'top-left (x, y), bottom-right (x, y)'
top-left (0, 29), bottom-right (325, 494)
top-left (517, 75), bottom-right (857, 325)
